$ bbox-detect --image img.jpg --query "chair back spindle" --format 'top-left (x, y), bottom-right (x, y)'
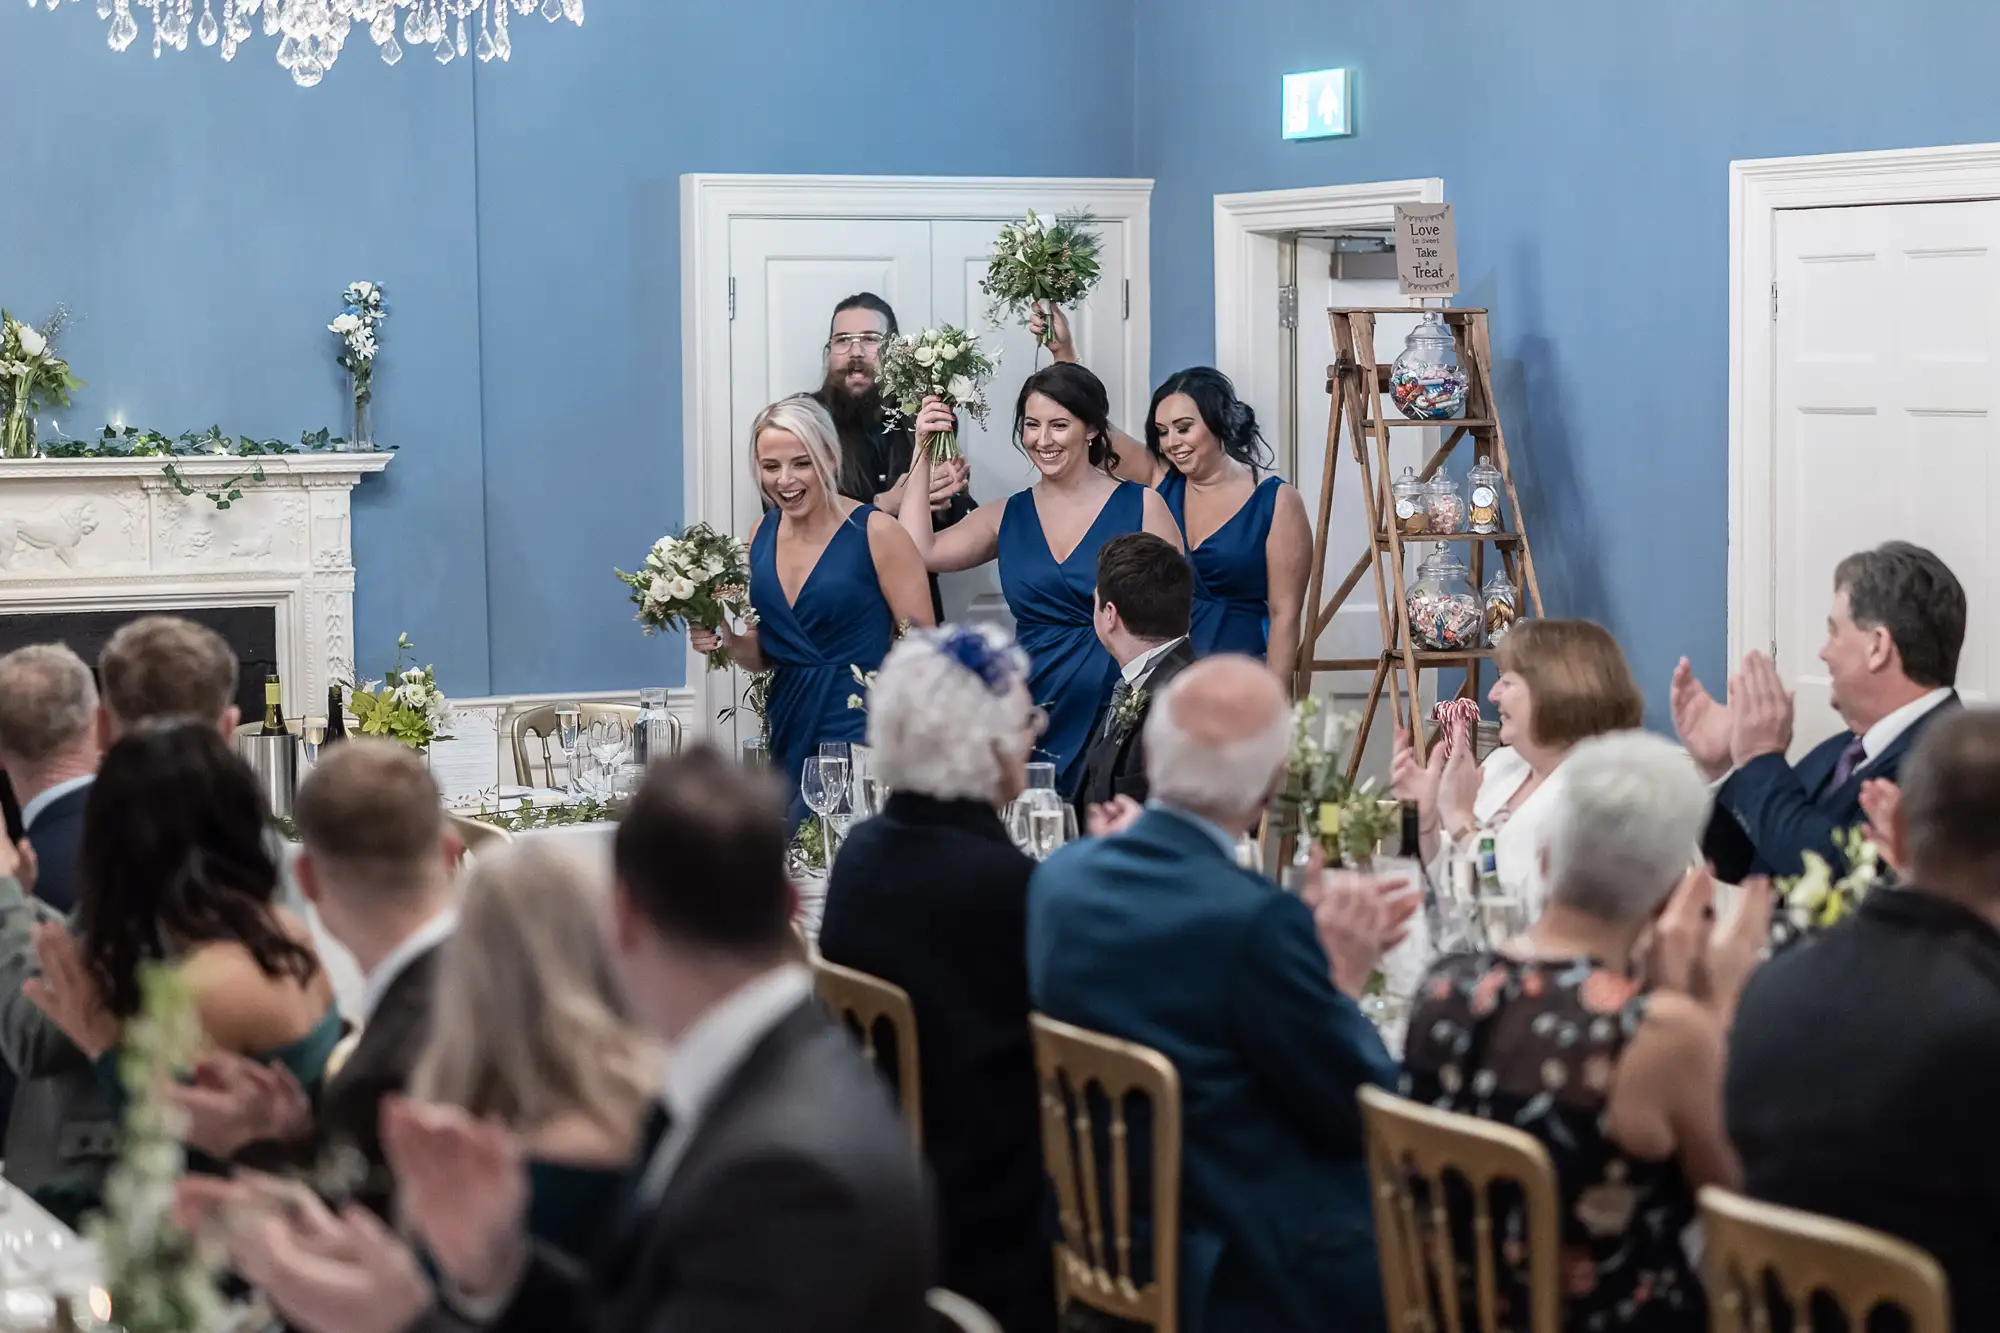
top-left (811, 958), bottom-right (922, 1153)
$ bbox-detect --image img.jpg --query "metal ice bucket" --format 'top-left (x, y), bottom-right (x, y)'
top-left (236, 730), bottom-right (299, 819)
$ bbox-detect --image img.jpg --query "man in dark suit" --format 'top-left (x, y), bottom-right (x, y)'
top-left (1031, 657), bottom-right (1409, 1333)
top-left (205, 747), bottom-right (935, 1333)
top-left (1074, 532), bottom-right (1195, 824)
top-left (812, 292), bottom-right (973, 621)
top-left (170, 739), bottom-right (462, 1217)
top-left (1728, 707), bottom-right (2000, 1330)
top-left (0, 644), bottom-right (102, 915)
top-left (1674, 541), bottom-right (1965, 879)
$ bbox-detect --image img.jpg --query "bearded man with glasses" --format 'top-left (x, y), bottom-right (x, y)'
top-left (810, 292), bottom-right (974, 621)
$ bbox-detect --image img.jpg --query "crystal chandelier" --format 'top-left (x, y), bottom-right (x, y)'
top-left (38, 0), bottom-right (585, 87)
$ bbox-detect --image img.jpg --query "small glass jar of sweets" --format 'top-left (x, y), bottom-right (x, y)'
top-left (1467, 455), bottom-right (1504, 533)
top-left (1391, 466), bottom-right (1430, 537)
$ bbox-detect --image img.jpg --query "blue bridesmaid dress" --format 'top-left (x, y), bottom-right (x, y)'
top-left (1159, 469), bottom-right (1282, 660)
top-left (998, 481), bottom-right (1146, 795)
top-left (748, 504), bottom-right (895, 823)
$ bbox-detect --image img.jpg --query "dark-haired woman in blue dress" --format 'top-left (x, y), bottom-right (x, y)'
top-left (1029, 307), bottom-right (1309, 680)
top-left (692, 395), bottom-right (935, 821)
top-left (898, 363), bottom-right (1183, 796)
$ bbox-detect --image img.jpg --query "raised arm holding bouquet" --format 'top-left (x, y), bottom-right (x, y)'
top-left (982, 210), bottom-right (1103, 351)
top-left (875, 325), bottom-right (995, 464)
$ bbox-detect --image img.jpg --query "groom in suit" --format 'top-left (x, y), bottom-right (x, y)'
top-left (1074, 532), bottom-right (1195, 823)
top-left (1674, 541), bottom-right (1965, 880)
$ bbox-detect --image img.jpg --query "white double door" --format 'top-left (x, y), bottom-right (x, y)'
top-left (1769, 199), bottom-right (2000, 753)
top-left (729, 215), bottom-right (1134, 622)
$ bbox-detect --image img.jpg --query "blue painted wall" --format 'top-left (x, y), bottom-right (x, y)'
top-left (1134, 0), bottom-right (2000, 720)
top-left (0, 0), bottom-right (1136, 694)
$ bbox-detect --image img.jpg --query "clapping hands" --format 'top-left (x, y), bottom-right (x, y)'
top-left (1301, 846), bottom-right (1421, 1000)
top-left (1672, 651), bottom-right (1795, 779)
top-left (1642, 862), bottom-right (1775, 1023)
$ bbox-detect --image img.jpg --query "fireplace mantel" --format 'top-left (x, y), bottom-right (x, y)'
top-left (0, 452), bottom-right (391, 715)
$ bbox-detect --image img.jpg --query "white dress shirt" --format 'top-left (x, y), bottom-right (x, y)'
top-left (357, 906), bottom-right (458, 1027)
top-left (19, 773), bottom-right (93, 830)
top-left (1860, 687), bottom-right (1954, 763)
top-left (1121, 636), bottom-right (1188, 688)
top-left (636, 962), bottom-right (815, 1205)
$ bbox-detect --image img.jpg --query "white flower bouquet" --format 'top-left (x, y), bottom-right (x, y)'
top-left (0, 305), bottom-right (83, 458)
top-left (349, 633), bottom-right (452, 749)
top-left (875, 326), bottom-right (995, 462)
top-left (329, 280), bottom-right (386, 434)
top-left (616, 523), bottom-right (752, 670)
top-left (1773, 825), bottom-right (1883, 942)
top-left (980, 210), bottom-right (1104, 347)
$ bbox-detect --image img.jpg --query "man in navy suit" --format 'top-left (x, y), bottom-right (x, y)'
top-left (1673, 541), bottom-right (1965, 880)
top-left (0, 644), bottom-right (101, 916)
top-left (1029, 655), bottom-right (1412, 1333)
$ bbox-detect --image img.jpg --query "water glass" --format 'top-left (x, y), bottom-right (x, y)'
top-left (741, 735), bottom-right (768, 767)
top-left (1024, 761), bottom-right (1058, 792)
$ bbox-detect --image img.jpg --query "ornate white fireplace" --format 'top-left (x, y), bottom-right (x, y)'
top-left (0, 453), bottom-right (391, 716)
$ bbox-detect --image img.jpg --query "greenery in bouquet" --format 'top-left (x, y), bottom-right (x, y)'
top-left (981, 210), bottom-right (1104, 347)
top-left (0, 305), bottom-right (84, 458)
top-left (89, 965), bottom-right (231, 1333)
top-left (617, 523), bottom-right (752, 670)
top-left (1771, 825), bottom-right (1884, 947)
top-left (1286, 696), bottom-right (1401, 868)
top-left (348, 634), bottom-right (450, 750)
top-left (329, 280), bottom-right (386, 408)
top-left (875, 326), bottom-right (994, 463)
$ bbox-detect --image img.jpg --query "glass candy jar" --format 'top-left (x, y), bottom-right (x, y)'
top-left (1483, 569), bottom-right (1520, 646)
top-left (1424, 468), bottom-right (1466, 533)
top-left (1467, 455), bottom-right (1504, 533)
top-left (1389, 311), bottom-right (1469, 421)
top-left (1391, 466), bottom-right (1430, 536)
top-left (1406, 546), bottom-right (1482, 651)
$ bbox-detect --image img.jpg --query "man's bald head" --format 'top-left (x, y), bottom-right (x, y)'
top-left (1143, 656), bottom-right (1289, 828)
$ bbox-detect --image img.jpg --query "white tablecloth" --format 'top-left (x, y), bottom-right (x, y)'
top-left (0, 1179), bottom-right (98, 1301)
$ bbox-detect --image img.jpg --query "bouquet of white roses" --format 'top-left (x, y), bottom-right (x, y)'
top-left (617, 523), bottom-right (752, 670)
top-left (1772, 825), bottom-right (1884, 946)
top-left (0, 305), bottom-right (83, 458)
top-left (981, 210), bottom-right (1104, 347)
top-left (349, 633), bottom-right (452, 750)
top-left (876, 326), bottom-right (995, 463)
top-left (329, 280), bottom-right (387, 409)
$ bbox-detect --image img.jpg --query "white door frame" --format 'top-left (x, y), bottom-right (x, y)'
top-left (679, 172), bottom-right (1153, 735)
top-left (1212, 178), bottom-right (1445, 434)
top-left (1729, 141), bottom-right (2000, 667)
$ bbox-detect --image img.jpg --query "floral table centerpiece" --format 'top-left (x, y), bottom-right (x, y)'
top-left (1283, 696), bottom-right (1401, 871)
top-left (0, 307), bottom-right (83, 458)
top-left (348, 634), bottom-right (450, 750)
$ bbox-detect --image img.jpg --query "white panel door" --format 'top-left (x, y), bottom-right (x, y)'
top-left (1773, 200), bottom-right (2000, 754)
top-left (931, 217), bottom-right (1131, 625)
top-left (727, 218), bottom-right (934, 538)
top-left (1294, 239), bottom-right (1435, 778)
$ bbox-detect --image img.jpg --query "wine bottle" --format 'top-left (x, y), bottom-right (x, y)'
top-left (264, 674), bottom-right (287, 735)
top-left (325, 683), bottom-right (348, 747)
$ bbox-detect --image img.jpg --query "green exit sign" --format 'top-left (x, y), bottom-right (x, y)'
top-left (1282, 68), bottom-right (1352, 140)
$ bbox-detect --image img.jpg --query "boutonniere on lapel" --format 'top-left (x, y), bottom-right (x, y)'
top-left (1109, 681), bottom-right (1150, 739)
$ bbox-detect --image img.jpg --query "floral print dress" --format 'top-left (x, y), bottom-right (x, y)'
top-left (1401, 953), bottom-right (1704, 1332)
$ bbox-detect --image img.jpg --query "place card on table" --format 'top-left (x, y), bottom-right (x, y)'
top-left (428, 708), bottom-right (502, 803)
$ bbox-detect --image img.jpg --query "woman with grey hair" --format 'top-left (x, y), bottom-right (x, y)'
top-left (817, 623), bottom-right (1054, 1333)
top-left (408, 839), bottom-right (656, 1263)
top-left (1401, 731), bottom-right (1774, 1332)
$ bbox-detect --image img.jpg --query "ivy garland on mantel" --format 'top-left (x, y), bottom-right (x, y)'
top-left (33, 424), bottom-right (375, 510)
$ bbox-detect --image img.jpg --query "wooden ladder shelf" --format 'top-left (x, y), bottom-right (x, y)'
top-left (1295, 307), bottom-right (1545, 777)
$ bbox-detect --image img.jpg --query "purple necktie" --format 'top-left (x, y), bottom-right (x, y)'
top-left (1828, 734), bottom-right (1867, 790)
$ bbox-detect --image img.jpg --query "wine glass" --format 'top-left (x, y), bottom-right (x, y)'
top-left (815, 743), bottom-right (851, 818)
top-left (554, 706), bottom-right (583, 796)
top-left (801, 757), bottom-right (846, 855)
top-left (590, 718), bottom-right (632, 796)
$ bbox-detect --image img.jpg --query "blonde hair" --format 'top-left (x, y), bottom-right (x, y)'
top-left (410, 840), bottom-right (654, 1137)
top-left (750, 395), bottom-right (844, 514)
top-left (0, 644), bottom-right (97, 762)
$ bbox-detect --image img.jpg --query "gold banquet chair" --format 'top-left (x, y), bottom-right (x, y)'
top-left (447, 812), bottom-right (514, 856)
top-left (509, 703), bottom-right (653, 789)
top-left (1358, 1084), bottom-right (1562, 1333)
top-left (811, 958), bottom-right (922, 1153)
top-left (926, 1289), bottom-right (1004, 1333)
top-left (1699, 1185), bottom-right (1950, 1333)
top-left (1030, 1014), bottom-right (1181, 1333)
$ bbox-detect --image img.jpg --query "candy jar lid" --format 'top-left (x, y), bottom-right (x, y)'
top-left (1401, 310), bottom-right (1457, 359)
top-left (1429, 543), bottom-right (1470, 578)
top-left (1469, 454), bottom-right (1501, 487)
top-left (1393, 465), bottom-right (1425, 494)
top-left (1482, 568), bottom-right (1516, 597)
top-left (1425, 468), bottom-right (1460, 496)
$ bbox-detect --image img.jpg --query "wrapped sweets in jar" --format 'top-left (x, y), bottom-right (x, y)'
top-left (1424, 469), bottom-right (1467, 533)
top-left (1406, 545), bottom-right (1482, 651)
top-left (1467, 455), bottom-right (1504, 533)
top-left (1388, 311), bottom-right (1469, 421)
top-left (1391, 467), bottom-right (1430, 536)
top-left (1483, 569), bottom-right (1519, 646)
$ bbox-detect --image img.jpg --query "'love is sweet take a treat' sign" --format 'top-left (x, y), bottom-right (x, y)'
top-left (1394, 203), bottom-right (1459, 297)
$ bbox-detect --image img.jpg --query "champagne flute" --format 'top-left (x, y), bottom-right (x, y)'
top-left (801, 757), bottom-right (844, 859)
top-left (1029, 807), bottom-right (1067, 861)
top-left (555, 705), bottom-right (583, 797)
top-left (815, 744), bottom-right (851, 819)
top-left (300, 716), bottom-right (327, 771)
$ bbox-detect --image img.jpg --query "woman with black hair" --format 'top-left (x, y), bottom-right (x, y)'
top-left (0, 717), bottom-right (339, 1219)
top-left (898, 362), bottom-right (1183, 794)
top-left (1033, 305), bottom-right (1312, 675)
top-left (1149, 367), bottom-right (1312, 672)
